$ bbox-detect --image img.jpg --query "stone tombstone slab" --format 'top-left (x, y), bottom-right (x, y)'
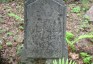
top-left (23, 0), bottom-right (68, 59)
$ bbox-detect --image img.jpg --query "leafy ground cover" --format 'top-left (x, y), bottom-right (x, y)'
top-left (0, 0), bottom-right (93, 64)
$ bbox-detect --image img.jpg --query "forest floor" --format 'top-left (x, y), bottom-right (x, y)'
top-left (0, 1), bottom-right (93, 64)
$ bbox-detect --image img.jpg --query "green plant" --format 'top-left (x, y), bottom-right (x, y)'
top-left (66, 32), bottom-right (75, 50)
top-left (63, 0), bottom-right (68, 2)
top-left (83, 56), bottom-right (93, 64)
top-left (73, 34), bottom-right (93, 43)
top-left (83, 15), bottom-right (90, 20)
top-left (7, 32), bottom-right (13, 36)
top-left (81, 0), bottom-right (89, 11)
top-left (66, 32), bottom-right (93, 50)
top-left (82, 15), bottom-right (90, 25)
top-left (0, 0), bottom-right (9, 3)
top-left (8, 13), bottom-right (24, 21)
top-left (71, 6), bottom-right (81, 13)
top-left (80, 52), bottom-right (93, 64)
top-left (66, 32), bottom-right (74, 40)
top-left (80, 52), bottom-right (90, 58)
top-left (0, 45), bottom-right (2, 49)
top-left (0, 29), bottom-right (6, 34)
top-left (0, 42), bottom-right (2, 49)
top-left (19, 26), bottom-right (24, 30)
top-left (53, 58), bottom-right (76, 64)
top-left (0, 39), bottom-right (3, 49)
top-left (17, 44), bottom-right (24, 55)
top-left (6, 42), bottom-right (12, 47)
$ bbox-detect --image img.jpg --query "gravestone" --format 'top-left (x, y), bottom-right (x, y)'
top-left (21, 0), bottom-right (68, 63)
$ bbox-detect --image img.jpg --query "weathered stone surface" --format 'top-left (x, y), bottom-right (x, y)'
top-left (85, 6), bottom-right (93, 21)
top-left (23, 0), bottom-right (68, 59)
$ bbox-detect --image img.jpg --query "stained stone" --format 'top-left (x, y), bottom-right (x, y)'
top-left (22, 0), bottom-right (68, 59)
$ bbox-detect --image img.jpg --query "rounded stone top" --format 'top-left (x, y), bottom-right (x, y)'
top-left (25, 0), bottom-right (65, 5)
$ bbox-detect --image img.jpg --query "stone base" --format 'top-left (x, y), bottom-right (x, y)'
top-left (20, 58), bottom-right (53, 64)
top-left (20, 46), bottom-right (68, 64)
top-left (20, 58), bottom-right (68, 64)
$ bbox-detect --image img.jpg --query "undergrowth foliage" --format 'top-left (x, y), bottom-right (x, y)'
top-left (80, 52), bottom-right (93, 64)
top-left (8, 13), bottom-right (23, 21)
top-left (66, 32), bottom-right (93, 50)
top-left (53, 58), bottom-right (77, 64)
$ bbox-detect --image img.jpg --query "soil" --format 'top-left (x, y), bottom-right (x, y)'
top-left (0, 0), bottom-right (93, 64)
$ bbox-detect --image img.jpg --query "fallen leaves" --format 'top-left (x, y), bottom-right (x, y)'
top-left (69, 52), bottom-right (79, 60)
